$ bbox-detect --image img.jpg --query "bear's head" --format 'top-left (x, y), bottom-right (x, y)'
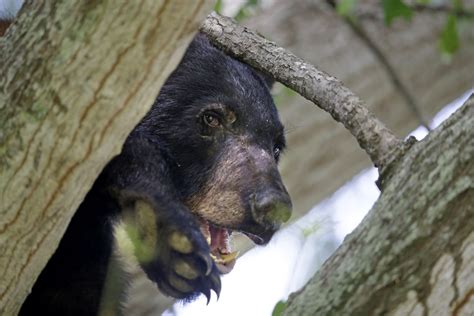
top-left (135, 34), bottom-right (292, 274)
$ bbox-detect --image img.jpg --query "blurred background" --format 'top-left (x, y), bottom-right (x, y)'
top-left (169, 0), bottom-right (474, 315)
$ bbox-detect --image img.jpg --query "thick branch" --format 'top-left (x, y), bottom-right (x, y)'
top-left (284, 95), bottom-right (474, 315)
top-left (0, 1), bottom-right (212, 313)
top-left (201, 12), bottom-right (404, 169)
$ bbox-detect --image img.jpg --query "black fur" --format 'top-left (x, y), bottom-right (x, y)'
top-left (20, 33), bottom-right (291, 315)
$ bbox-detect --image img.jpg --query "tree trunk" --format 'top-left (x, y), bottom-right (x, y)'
top-left (284, 95), bottom-right (474, 315)
top-left (0, 1), bottom-right (212, 314)
top-left (247, 0), bottom-right (474, 218)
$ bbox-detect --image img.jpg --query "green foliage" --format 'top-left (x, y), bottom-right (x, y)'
top-left (439, 14), bottom-right (460, 56)
top-left (337, 0), bottom-right (357, 17)
top-left (214, 0), bottom-right (223, 14)
top-left (214, 0), bottom-right (260, 20)
top-left (272, 300), bottom-right (287, 316)
top-left (452, 0), bottom-right (462, 11)
top-left (381, 0), bottom-right (413, 25)
top-left (234, 0), bottom-right (260, 21)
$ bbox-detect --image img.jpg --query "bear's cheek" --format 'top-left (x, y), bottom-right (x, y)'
top-left (186, 142), bottom-right (259, 224)
top-left (186, 187), bottom-right (247, 228)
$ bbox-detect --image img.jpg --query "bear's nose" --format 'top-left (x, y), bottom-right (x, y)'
top-left (251, 191), bottom-right (292, 228)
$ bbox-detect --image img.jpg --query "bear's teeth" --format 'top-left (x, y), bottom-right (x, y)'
top-left (220, 251), bottom-right (239, 263)
top-left (210, 250), bottom-right (239, 264)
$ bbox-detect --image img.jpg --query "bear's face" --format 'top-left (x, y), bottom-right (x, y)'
top-left (184, 98), bottom-right (291, 272)
top-left (176, 101), bottom-right (290, 274)
top-left (185, 99), bottom-right (289, 228)
top-left (136, 34), bottom-right (292, 274)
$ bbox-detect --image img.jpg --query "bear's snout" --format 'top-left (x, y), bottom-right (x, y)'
top-left (251, 190), bottom-right (292, 229)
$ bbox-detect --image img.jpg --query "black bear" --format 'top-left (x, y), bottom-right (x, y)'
top-left (20, 33), bottom-right (292, 315)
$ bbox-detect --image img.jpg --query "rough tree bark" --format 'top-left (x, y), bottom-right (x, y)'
top-left (247, 0), bottom-right (474, 218)
top-left (284, 95), bottom-right (474, 316)
top-left (0, 0), bottom-right (212, 314)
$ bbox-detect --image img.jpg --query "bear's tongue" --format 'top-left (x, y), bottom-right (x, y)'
top-left (200, 222), bottom-right (239, 274)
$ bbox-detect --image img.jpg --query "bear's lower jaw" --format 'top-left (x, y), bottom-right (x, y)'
top-left (199, 221), bottom-right (239, 274)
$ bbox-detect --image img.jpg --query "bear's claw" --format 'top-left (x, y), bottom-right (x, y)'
top-left (121, 199), bottom-right (221, 301)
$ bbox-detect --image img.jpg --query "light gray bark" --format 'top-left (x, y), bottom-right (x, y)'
top-left (284, 95), bottom-right (474, 315)
top-left (0, 1), bottom-right (212, 314)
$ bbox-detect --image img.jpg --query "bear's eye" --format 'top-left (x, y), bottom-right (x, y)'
top-left (273, 146), bottom-right (281, 161)
top-left (203, 112), bottom-right (221, 128)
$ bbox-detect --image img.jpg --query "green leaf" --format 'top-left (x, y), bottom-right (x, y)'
top-left (234, 0), bottom-right (260, 21)
top-left (214, 0), bottom-right (223, 14)
top-left (337, 0), bottom-right (357, 17)
top-left (452, 0), bottom-right (462, 11)
top-left (439, 14), bottom-right (460, 55)
top-left (272, 301), bottom-right (287, 316)
top-left (382, 0), bottom-right (413, 25)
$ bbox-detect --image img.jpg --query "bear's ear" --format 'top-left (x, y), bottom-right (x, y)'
top-left (257, 71), bottom-right (275, 90)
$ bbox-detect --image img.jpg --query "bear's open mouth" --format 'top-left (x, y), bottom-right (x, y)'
top-left (199, 220), bottom-right (239, 274)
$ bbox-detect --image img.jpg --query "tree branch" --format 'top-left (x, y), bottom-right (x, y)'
top-left (201, 12), bottom-right (405, 171)
top-left (346, 18), bottom-right (431, 131)
top-left (324, 1), bottom-right (431, 130)
top-left (283, 95), bottom-right (474, 315)
top-left (411, 4), bottom-right (474, 19)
